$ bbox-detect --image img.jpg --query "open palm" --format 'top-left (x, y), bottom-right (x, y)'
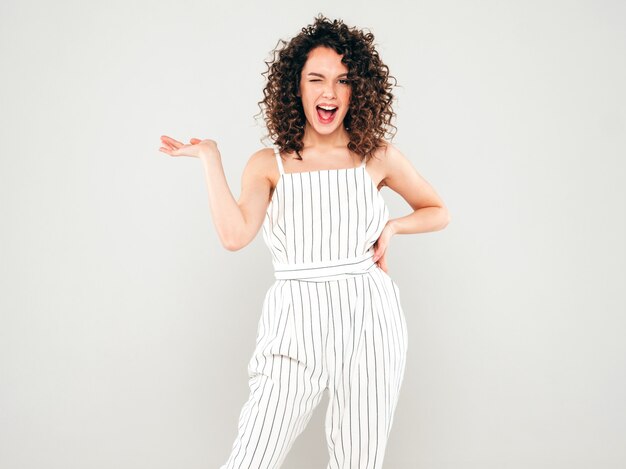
top-left (158, 135), bottom-right (218, 159)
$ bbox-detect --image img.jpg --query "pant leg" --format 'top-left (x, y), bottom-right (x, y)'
top-left (220, 280), bottom-right (329, 469)
top-left (323, 270), bottom-right (408, 469)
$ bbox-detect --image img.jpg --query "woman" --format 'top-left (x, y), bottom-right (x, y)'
top-left (159, 14), bottom-right (450, 469)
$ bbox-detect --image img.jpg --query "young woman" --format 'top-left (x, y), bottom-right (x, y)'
top-left (159, 14), bottom-right (449, 469)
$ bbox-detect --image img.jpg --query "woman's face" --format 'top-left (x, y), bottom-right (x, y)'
top-left (298, 46), bottom-right (352, 137)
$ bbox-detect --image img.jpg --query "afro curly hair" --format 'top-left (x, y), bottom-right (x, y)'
top-left (256, 13), bottom-right (399, 162)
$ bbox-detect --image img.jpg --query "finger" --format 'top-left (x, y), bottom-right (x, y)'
top-left (160, 139), bottom-right (178, 151)
top-left (161, 135), bottom-right (177, 146)
top-left (161, 135), bottom-right (182, 144)
top-left (378, 249), bottom-right (386, 265)
top-left (161, 135), bottom-right (184, 148)
top-left (170, 146), bottom-right (186, 156)
top-left (373, 245), bottom-right (385, 262)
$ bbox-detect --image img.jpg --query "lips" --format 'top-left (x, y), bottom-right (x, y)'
top-left (316, 105), bottom-right (337, 121)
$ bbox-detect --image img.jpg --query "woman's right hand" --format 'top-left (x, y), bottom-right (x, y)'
top-left (158, 135), bottom-right (220, 161)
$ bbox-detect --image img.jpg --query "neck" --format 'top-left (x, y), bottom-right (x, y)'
top-left (301, 123), bottom-right (350, 150)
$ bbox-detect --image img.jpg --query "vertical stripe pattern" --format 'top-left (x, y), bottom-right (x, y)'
top-left (262, 147), bottom-right (390, 269)
top-left (220, 146), bottom-right (408, 469)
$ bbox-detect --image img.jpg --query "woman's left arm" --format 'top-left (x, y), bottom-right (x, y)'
top-left (383, 143), bottom-right (451, 235)
top-left (372, 143), bottom-right (451, 269)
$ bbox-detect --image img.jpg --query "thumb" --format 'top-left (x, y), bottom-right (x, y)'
top-left (372, 246), bottom-right (380, 261)
top-left (375, 239), bottom-right (386, 259)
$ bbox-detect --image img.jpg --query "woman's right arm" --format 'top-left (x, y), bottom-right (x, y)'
top-left (199, 147), bottom-right (272, 251)
top-left (159, 136), bottom-right (273, 251)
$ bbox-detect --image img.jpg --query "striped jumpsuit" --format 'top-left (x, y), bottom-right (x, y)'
top-left (220, 145), bottom-right (408, 469)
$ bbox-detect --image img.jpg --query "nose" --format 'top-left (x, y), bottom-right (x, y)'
top-left (322, 83), bottom-right (337, 99)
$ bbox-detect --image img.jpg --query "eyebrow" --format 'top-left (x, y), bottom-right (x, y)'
top-left (307, 72), bottom-right (349, 78)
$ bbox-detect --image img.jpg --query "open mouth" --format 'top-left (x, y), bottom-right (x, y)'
top-left (316, 105), bottom-right (338, 122)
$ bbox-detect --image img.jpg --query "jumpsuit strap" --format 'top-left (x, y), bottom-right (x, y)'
top-left (273, 146), bottom-right (285, 175)
top-left (359, 155), bottom-right (367, 168)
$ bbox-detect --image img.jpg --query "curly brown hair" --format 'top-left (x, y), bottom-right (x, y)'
top-left (256, 13), bottom-right (399, 162)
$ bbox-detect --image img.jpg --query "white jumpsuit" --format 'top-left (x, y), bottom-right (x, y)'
top-left (220, 145), bottom-right (408, 469)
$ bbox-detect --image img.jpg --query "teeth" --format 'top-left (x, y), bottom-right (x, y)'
top-left (318, 105), bottom-right (337, 110)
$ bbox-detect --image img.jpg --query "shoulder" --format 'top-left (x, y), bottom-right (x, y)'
top-left (374, 140), bottom-right (406, 163)
top-left (370, 140), bottom-right (410, 188)
top-left (244, 147), bottom-right (280, 187)
top-left (247, 146), bottom-right (276, 163)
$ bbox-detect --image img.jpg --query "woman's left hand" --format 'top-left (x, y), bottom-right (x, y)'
top-left (372, 222), bottom-right (396, 273)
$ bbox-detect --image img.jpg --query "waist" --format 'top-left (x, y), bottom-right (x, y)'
top-left (273, 250), bottom-right (378, 282)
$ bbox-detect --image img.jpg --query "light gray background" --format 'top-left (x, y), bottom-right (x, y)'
top-left (1, 1), bottom-right (625, 468)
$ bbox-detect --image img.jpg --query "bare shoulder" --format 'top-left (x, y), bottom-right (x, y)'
top-left (242, 147), bottom-right (280, 197)
top-left (378, 140), bottom-right (409, 164)
top-left (245, 146), bottom-right (275, 170)
top-left (246, 146), bottom-right (276, 166)
top-left (372, 140), bottom-right (448, 212)
top-left (368, 140), bottom-right (409, 190)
